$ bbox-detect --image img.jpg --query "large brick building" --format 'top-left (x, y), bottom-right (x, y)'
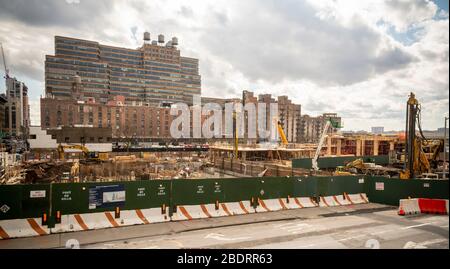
top-left (44, 34), bottom-right (200, 105)
top-left (299, 113), bottom-right (342, 143)
top-left (41, 95), bottom-right (174, 138)
top-left (41, 33), bottom-right (202, 138)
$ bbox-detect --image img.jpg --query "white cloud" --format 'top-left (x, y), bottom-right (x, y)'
top-left (0, 0), bottom-right (447, 131)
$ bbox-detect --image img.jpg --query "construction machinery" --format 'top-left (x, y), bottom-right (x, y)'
top-left (400, 92), bottom-right (432, 179)
top-left (276, 120), bottom-right (288, 146)
top-left (57, 144), bottom-right (109, 163)
top-left (232, 111), bottom-right (239, 159)
top-left (312, 119), bottom-right (343, 171)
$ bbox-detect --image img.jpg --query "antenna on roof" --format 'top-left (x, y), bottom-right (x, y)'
top-left (0, 43), bottom-right (10, 78)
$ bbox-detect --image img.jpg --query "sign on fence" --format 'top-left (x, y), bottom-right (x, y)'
top-left (88, 185), bottom-right (125, 209)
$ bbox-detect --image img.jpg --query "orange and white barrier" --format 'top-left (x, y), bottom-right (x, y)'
top-left (52, 208), bottom-right (170, 233)
top-left (345, 193), bottom-right (369, 204)
top-left (171, 204), bottom-right (211, 221)
top-left (220, 201), bottom-right (254, 216)
top-left (320, 193), bottom-right (369, 207)
top-left (319, 196), bottom-right (339, 207)
top-left (171, 201), bottom-right (255, 221)
top-left (332, 194), bottom-right (352, 206)
top-left (0, 218), bottom-right (49, 239)
top-left (256, 199), bottom-right (283, 212)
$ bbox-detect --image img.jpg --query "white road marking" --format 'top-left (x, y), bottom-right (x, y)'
top-left (401, 222), bottom-right (434, 230)
top-left (204, 233), bottom-right (251, 241)
top-left (440, 225), bottom-right (449, 228)
top-left (273, 222), bottom-right (295, 228)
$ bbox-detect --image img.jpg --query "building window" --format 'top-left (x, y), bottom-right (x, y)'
top-left (90, 137), bottom-right (94, 142)
top-left (65, 137), bottom-right (70, 143)
top-left (29, 134), bottom-right (37, 139)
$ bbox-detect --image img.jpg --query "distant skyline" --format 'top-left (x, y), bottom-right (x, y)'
top-left (0, 0), bottom-right (448, 131)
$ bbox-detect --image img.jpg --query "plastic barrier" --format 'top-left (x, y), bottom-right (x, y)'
top-left (333, 194), bottom-right (352, 206)
top-left (418, 198), bottom-right (448, 215)
top-left (221, 201), bottom-right (254, 216)
top-left (256, 198), bottom-right (283, 212)
top-left (52, 208), bottom-right (169, 233)
top-left (319, 196), bottom-right (339, 207)
top-left (398, 198), bottom-right (449, 216)
top-left (345, 193), bottom-right (369, 204)
top-left (398, 199), bottom-right (420, 215)
top-left (0, 218), bottom-right (49, 239)
top-left (276, 197), bottom-right (318, 209)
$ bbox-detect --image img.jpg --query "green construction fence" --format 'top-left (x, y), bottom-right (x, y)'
top-left (0, 176), bottom-right (448, 224)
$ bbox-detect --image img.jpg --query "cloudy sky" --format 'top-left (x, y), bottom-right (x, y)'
top-left (0, 0), bottom-right (448, 131)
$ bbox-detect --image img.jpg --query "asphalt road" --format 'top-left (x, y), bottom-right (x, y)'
top-left (0, 204), bottom-right (448, 249)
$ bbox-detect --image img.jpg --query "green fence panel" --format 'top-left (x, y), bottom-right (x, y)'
top-left (0, 185), bottom-right (22, 220)
top-left (171, 179), bottom-right (226, 206)
top-left (366, 177), bottom-right (449, 206)
top-left (51, 180), bottom-right (171, 215)
top-left (221, 178), bottom-right (259, 203)
top-left (316, 177), bottom-right (330, 197)
top-left (123, 180), bottom-right (171, 210)
top-left (20, 184), bottom-right (50, 219)
top-left (292, 177), bottom-right (317, 197)
top-left (256, 177), bottom-right (293, 200)
top-left (327, 176), bottom-right (366, 196)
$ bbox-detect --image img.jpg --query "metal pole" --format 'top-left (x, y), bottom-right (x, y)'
top-left (444, 117), bottom-right (448, 180)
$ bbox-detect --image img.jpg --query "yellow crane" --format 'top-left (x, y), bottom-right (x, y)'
top-left (276, 121), bottom-right (288, 145)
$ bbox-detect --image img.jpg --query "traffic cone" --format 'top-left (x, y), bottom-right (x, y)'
top-left (398, 206), bottom-right (405, 216)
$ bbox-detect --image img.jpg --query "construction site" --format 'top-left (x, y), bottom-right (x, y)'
top-left (1, 91), bottom-right (447, 185)
top-left (0, 15), bottom-right (448, 251)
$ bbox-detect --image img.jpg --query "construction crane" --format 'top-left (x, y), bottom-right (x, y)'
top-left (276, 120), bottom-right (288, 145)
top-left (57, 144), bottom-right (109, 163)
top-left (312, 120), bottom-right (332, 171)
top-left (0, 42), bottom-right (9, 78)
top-left (232, 111), bottom-right (238, 159)
top-left (399, 92), bottom-right (431, 179)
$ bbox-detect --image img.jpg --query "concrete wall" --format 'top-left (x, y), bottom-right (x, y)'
top-left (28, 126), bottom-right (58, 149)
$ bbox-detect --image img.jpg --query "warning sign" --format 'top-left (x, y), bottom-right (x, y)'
top-left (375, 182), bottom-right (384, 191)
top-left (30, 190), bottom-right (46, 198)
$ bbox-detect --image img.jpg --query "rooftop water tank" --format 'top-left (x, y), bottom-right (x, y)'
top-left (172, 37), bottom-right (178, 46)
top-left (158, 34), bottom-right (164, 43)
top-left (144, 32), bottom-right (150, 41)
